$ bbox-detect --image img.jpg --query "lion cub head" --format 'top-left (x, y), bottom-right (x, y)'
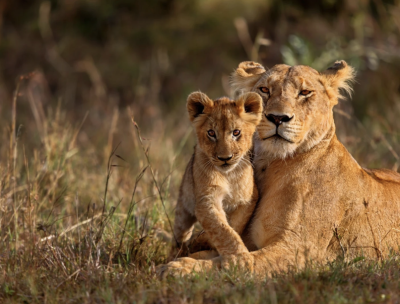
top-left (187, 91), bottom-right (262, 172)
top-left (231, 60), bottom-right (356, 159)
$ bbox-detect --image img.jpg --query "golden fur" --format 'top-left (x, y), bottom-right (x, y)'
top-left (172, 91), bottom-right (263, 257)
top-left (158, 60), bottom-right (400, 277)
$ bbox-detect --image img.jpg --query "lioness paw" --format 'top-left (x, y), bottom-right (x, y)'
top-left (220, 253), bottom-right (255, 273)
top-left (189, 250), bottom-right (219, 260)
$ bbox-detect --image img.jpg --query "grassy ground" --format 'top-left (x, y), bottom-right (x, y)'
top-left (0, 74), bottom-right (400, 304)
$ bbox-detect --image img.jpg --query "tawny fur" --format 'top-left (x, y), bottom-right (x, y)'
top-left (158, 60), bottom-right (400, 277)
top-left (172, 91), bottom-right (263, 257)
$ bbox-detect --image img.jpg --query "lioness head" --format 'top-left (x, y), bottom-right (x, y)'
top-left (231, 60), bottom-right (356, 159)
top-left (187, 91), bottom-right (262, 172)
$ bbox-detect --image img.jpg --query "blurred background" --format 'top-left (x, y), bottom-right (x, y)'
top-left (2, 0), bottom-right (400, 164)
top-left (2, 0), bottom-right (400, 245)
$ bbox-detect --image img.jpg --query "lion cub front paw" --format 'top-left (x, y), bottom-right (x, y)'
top-left (156, 257), bottom-right (213, 279)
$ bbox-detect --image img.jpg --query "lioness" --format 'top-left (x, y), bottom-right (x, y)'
top-left (173, 91), bottom-right (263, 257)
top-left (157, 60), bottom-right (400, 277)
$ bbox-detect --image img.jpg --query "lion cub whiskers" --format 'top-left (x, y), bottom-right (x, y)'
top-left (172, 91), bottom-right (262, 258)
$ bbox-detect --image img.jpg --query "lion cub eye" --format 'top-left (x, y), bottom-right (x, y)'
top-left (259, 87), bottom-right (270, 94)
top-left (233, 130), bottom-right (241, 137)
top-left (299, 90), bottom-right (312, 96)
top-left (207, 130), bottom-right (216, 137)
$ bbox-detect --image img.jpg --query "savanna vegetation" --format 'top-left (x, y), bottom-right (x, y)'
top-left (1, 0), bottom-right (400, 302)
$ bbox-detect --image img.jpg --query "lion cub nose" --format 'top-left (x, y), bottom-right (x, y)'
top-left (266, 114), bottom-right (293, 127)
top-left (217, 155), bottom-right (233, 161)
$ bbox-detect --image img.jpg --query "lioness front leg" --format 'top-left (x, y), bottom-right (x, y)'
top-left (189, 250), bottom-right (219, 260)
top-left (195, 197), bottom-right (248, 256)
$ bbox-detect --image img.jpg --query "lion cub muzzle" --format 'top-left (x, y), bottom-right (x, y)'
top-left (217, 155), bottom-right (233, 168)
top-left (217, 155), bottom-right (233, 161)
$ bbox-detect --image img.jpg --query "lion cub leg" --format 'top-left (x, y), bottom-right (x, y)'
top-left (173, 199), bottom-right (196, 246)
top-left (169, 205), bottom-right (195, 259)
top-left (169, 195), bottom-right (196, 259)
top-left (228, 184), bottom-right (258, 237)
top-left (195, 191), bottom-right (249, 256)
top-left (172, 156), bottom-right (197, 250)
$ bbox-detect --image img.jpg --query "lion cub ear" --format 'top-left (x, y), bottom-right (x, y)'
top-left (187, 91), bottom-right (214, 123)
top-left (236, 92), bottom-right (263, 125)
top-left (231, 61), bottom-right (266, 98)
top-left (320, 60), bottom-right (356, 105)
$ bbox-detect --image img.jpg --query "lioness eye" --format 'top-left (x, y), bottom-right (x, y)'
top-left (208, 130), bottom-right (216, 137)
top-left (233, 130), bottom-right (241, 137)
top-left (300, 90), bottom-right (311, 96)
top-left (259, 87), bottom-right (269, 94)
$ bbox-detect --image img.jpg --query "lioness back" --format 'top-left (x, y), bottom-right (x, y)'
top-left (172, 91), bottom-right (262, 257)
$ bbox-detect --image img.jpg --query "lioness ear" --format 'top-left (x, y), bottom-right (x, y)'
top-left (320, 60), bottom-right (356, 105)
top-left (230, 61), bottom-right (266, 99)
top-left (187, 91), bottom-right (214, 123)
top-left (236, 92), bottom-right (263, 125)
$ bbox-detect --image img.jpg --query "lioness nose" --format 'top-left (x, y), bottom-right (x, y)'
top-left (266, 114), bottom-right (293, 127)
top-left (217, 155), bottom-right (233, 161)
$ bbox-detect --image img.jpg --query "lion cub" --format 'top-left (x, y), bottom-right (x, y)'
top-left (173, 91), bottom-right (262, 257)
